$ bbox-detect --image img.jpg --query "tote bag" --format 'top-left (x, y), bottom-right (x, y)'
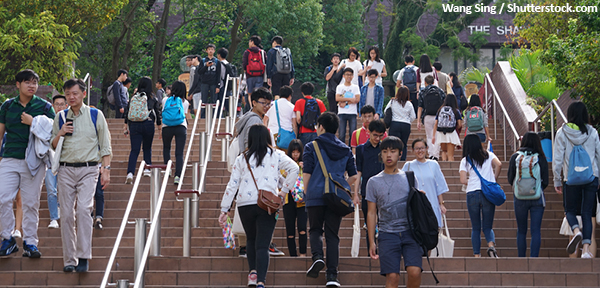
top-left (351, 205), bottom-right (360, 257)
top-left (430, 215), bottom-right (454, 258)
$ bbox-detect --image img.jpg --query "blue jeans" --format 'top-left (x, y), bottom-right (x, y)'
top-left (127, 120), bottom-right (155, 174)
top-left (298, 132), bottom-right (317, 147)
top-left (467, 190), bottom-right (496, 255)
top-left (45, 169), bottom-right (59, 221)
top-left (564, 177), bottom-right (598, 245)
top-left (94, 172), bottom-right (104, 219)
top-left (514, 197), bottom-right (545, 257)
top-left (338, 114), bottom-right (356, 146)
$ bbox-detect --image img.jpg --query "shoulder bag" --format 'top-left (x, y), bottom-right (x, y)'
top-left (313, 141), bottom-right (354, 217)
top-left (467, 156), bottom-right (505, 206)
top-left (246, 155), bottom-right (283, 215)
top-left (275, 100), bottom-right (296, 149)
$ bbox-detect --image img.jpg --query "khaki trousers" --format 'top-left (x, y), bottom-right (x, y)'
top-left (57, 165), bottom-right (99, 266)
top-left (424, 115), bottom-right (440, 158)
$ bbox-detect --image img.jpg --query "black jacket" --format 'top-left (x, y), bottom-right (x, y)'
top-left (198, 57), bottom-right (222, 87)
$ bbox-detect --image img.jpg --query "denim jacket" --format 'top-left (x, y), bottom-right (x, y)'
top-left (359, 84), bottom-right (384, 118)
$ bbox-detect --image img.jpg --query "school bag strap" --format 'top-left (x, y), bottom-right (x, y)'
top-left (58, 108), bottom-right (98, 135)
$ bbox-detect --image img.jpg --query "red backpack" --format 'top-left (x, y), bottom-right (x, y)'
top-left (246, 49), bottom-right (265, 77)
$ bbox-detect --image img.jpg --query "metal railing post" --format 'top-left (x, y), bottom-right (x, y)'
top-left (150, 168), bottom-right (161, 256)
top-left (117, 280), bottom-right (130, 288)
top-left (205, 105), bottom-right (214, 160)
top-left (192, 163), bottom-right (199, 228)
top-left (183, 195), bottom-right (192, 256)
top-left (551, 104), bottom-right (555, 146)
top-left (134, 218), bottom-right (147, 288)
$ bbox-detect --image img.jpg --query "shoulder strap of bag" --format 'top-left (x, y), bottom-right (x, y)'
top-left (467, 156), bottom-right (485, 182)
top-left (275, 100), bottom-right (281, 130)
top-left (313, 141), bottom-right (330, 193)
top-left (245, 155), bottom-right (260, 192)
top-left (406, 170), bottom-right (415, 189)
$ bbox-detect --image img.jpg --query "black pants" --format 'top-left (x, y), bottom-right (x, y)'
top-left (283, 196), bottom-right (307, 256)
top-left (410, 92), bottom-right (418, 116)
top-left (308, 205), bottom-right (342, 277)
top-left (200, 83), bottom-right (218, 118)
top-left (327, 91), bottom-right (338, 114)
top-left (361, 198), bottom-right (370, 254)
top-left (162, 125), bottom-right (187, 177)
top-left (388, 121), bottom-right (411, 161)
top-left (271, 73), bottom-right (291, 97)
top-left (238, 204), bottom-right (277, 284)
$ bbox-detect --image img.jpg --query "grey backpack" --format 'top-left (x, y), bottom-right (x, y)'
top-left (275, 47), bottom-right (292, 74)
top-left (437, 106), bottom-right (456, 133)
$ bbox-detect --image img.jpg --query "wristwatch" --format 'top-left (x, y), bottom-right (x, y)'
top-left (103, 165), bottom-right (111, 170)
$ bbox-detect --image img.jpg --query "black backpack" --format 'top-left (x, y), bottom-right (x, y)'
top-left (301, 97), bottom-right (320, 129)
top-left (423, 87), bottom-right (443, 115)
top-left (406, 171), bottom-right (439, 283)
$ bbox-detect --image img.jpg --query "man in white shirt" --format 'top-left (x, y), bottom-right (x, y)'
top-left (395, 55), bottom-right (419, 116)
top-left (264, 85), bottom-right (297, 148)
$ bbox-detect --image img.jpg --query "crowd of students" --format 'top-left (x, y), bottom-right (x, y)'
top-left (1, 38), bottom-right (600, 288)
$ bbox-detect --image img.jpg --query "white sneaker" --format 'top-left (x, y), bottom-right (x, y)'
top-left (581, 252), bottom-right (593, 258)
top-left (12, 230), bottom-right (21, 238)
top-left (143, 169), bottom-right (151, 177)
top-left (125, 172), bottom-right (134, 184)
top-left (48, 220), bottom-right (59, 229)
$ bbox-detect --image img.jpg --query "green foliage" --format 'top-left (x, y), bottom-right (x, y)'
top-left (321, 0), bottom-right (364, 54)
top-left (460, 66), bottom-right (490, 85)
top-left (0, 11), bottom-right (79, 86)
top-left (508, 49), bottom-right (561, 101)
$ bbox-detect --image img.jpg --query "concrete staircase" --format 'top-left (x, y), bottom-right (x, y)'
top-left (1, 117), bottom-right (599, 287)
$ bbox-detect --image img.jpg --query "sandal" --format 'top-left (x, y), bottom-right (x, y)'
top-left (487, 246), bottom-right (498, 258)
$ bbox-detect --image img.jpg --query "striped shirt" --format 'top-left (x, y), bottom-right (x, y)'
top-left (0, 96), bottom-right (55, 159)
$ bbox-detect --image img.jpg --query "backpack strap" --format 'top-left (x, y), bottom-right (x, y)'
top-left (90, 107), bottom-right (99, 135)
top-left (355, 128), bottom-right (361, 145)
top-left (275, 100), bottom-right (281, 130)
top-left (406, 170), bottom-right (415, 189)
top-left (58, 109), bottom-right (69, 130)
top-left (58, 108), bottom-right (98, 135)
top-left (517, 153), bottom-right (523, 181)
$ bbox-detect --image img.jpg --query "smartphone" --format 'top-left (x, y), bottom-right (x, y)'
top-left (65, 119), bottom-right (73, 136)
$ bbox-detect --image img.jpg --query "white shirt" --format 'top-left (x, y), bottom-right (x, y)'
top-left (459, 152), bottom-right (498, 193)
top-left (396, 65), bottom-right (418, 84)
top-left (341, 59), bottom-right (363, 86)
top-left (363, 59), bottom-right (385, 85)
top-left (161, 97), bottom-right (190, 128)
top-left (418, 67), bottom-right (438, 89)
top-left (385, 99), bottom-right (416, 124)
top-left (265, 98), bottom-right (296, 137)
top-left (336, 83), bottom-right (360, 115)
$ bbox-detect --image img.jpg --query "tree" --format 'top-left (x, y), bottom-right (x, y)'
top-left (320, 0), bottom-right (364, 54)
top-left (0, 11), bottom-right (78, 86)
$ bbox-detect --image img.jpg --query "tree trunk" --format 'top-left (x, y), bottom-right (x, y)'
top-left (227, 7), bottom-right (244, 63)
top-left (151, 0), bottom-right (171, 90)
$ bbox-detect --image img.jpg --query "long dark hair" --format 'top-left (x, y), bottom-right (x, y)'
top-left (170, 81), bottom-right (187, 100)
top-left (438, 93), bottom-right (459, 114)
top-left (246, 125), bottom-right (273, 167)
top-left (396, 86), bottom-right (410, 107)
top-left (286, 139), bottom-right (303, 162)
top-left (468, 94), bottom-right (485, 112)
top-left (419, 54), bottom-right (433, 73)
top-left (368, 46), bottom-right (380, 62)
top-left (520, 132), bottom-right (546, 159)
top-left (136, 76), bottom-right (154, 98)
top-left (462, 134), bottom-right (489, 167)
top-left (567, 101), bottom-right (589, 134)
top-left (449, 72), bottom-right (461, 88)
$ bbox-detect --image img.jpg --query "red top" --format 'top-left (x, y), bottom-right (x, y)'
top-left (293, 96), bottom-right (327, 134)
top-left (350, 126), bottom-right (388, 148)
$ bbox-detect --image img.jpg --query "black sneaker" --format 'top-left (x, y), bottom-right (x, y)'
top-left (239, 246), bottom-right (247, 258)
top-left (22, 241), bottom-right (41, 258)
top-left (306, 258), bottom-right (325, 278)
top-left (326, 274), bottom-right (341, 287)
top-left (0, 237), bottom-right (18, 256)
top-left (63, 265), bottom-right (76, 272)
top-left (269, 243), bottom-right (285, 256)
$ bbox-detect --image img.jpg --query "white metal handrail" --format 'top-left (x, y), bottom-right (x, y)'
top-left (83, 73), bottom-right (91, 106)
top-left (133, 160), bottom-right (173, 288)
top-left (100, 161), bottom-right (146, 288)
top-left (177, 100), bottom-right (203, 191)
top-left (196, 99), bottom-right (221, 194)
top-left (533, 99), bottom-right (568, 147)
top-left (485, 74), bottom-right (521, 160)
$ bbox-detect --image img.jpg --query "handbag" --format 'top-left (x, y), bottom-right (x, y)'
top-left (246, 156), bottom-right (283, 215)
top-left (351, 205), bottom-right (360, 257)
top-left (467, 157), bottom-right (506, 206)
top-left (313, 141), bottom-right (354, 217)
top-left (222, 216), bottom-right (236, 250)
top-left (275, 100), bottom-right (295, 149)
top-left (384, 102), bottom-right (393, 128)
top-left (231, 205), bottom-right (245, 235)
top-left (291, 166), bottom-right (304, 203)
top-left (430, 215), bottom-right (455, 258)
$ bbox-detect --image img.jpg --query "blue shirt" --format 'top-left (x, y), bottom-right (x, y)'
top-left (356, 140), bottom-right (384, 197)
top-left (402, 160), bottom-right (449, 227)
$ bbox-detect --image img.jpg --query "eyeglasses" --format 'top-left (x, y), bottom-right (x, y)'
top-left (370, 133), bottom-right (384, 139)
top-left (257, 101), bottom-right (272, 107)
top-left (414, 147), bottom-right (427, 151)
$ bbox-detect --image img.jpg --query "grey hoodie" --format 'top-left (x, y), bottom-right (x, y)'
top-left (552, 124), bottom-right (600, 187)
top-left (234, 111), bottom-right (263, 153)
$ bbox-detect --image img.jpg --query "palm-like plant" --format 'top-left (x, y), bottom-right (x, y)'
top-left (460, 66), bottom-right (490, 85)
top-left (509, 49), bottom-right (562, 101)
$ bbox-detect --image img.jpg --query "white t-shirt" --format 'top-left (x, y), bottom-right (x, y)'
top-left (265, 98), bottom-right (296, 137)
top-left (162, 97), bottom-right (190, 128)
top-left (459, 152), bottom-right (498, 193)
top-left (341, 59), bottom-right (363, 86)
top-left (418, 67), bottom-right (438, 89)
top-left (363, 59), bottom-right (385, 85)
top-left (336, 83), bottom-right (360, 115)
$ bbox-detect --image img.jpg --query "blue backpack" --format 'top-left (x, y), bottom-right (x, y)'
top-left (467, 156), bottom-right (506, 206)
top-left (162, 96), bottom-right (185, 126)
top-left (566, 137), bottom-right (595, 185)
